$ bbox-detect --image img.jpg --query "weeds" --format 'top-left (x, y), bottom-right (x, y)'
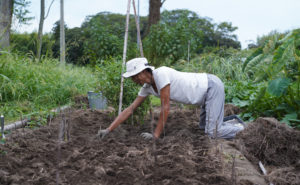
top-left (0, 52), bottom-right (97, 122)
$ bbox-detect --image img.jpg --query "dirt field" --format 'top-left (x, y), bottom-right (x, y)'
top-left (236, 117), bottom-right (300, 185)
top-left (0, 101), bottom-right (299, 185)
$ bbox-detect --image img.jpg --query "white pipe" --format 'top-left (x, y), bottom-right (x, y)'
top-left (4, 119), bottom-right (28, 131)
top-left (3, 105), bottom-right (70, 131)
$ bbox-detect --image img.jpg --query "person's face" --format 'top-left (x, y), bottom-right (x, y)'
top-left (131, 70), bottom-right (149, 85)
top-left (131, 73), bottom-right (144, 85)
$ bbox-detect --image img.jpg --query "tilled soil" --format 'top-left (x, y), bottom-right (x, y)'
top-left (1, 103), bottom-right (299, 185)
top-left (236, 117), bottom-right (300, 185)
top-left (0, 108), bottom-right (232, 185)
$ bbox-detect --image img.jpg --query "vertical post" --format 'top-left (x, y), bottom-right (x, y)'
top-left (136, 0), bottom-right (140, 51)
top-left (60, 0), bottom-right (65, 64)
top-left (118, 0), bottom-right (132, 115)
top-left (188, 40), bottom-right (190, 64)
top-left (132, 0), bottom-right (144, 57)
top-left (1, 115), bottom-right (4, 139)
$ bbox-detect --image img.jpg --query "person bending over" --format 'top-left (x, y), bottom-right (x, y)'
top-left (98, 57), bottom-right (244, 140)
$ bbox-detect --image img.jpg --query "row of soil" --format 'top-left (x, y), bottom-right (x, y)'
top-left (1, 101), bottom-right (299, 185)
top-left (0, 108), bottom-right (232, 185)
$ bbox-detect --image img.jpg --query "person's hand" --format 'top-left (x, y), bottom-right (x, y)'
top-left (141, 132), bottom-right (154, 140)
top-left (96, 128), bottom-right (110, 139)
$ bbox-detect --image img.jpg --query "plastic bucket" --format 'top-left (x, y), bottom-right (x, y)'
top-left (87, 91), bottom-right (107, 110)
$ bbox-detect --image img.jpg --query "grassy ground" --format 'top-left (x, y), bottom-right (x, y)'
top-left (0, 52), bottom-right (98, 123)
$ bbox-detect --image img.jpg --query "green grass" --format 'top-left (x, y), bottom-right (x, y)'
top-left (0, 52), bottom-right (98, 123)
top-left (150, 96), bottom-right (161, 107)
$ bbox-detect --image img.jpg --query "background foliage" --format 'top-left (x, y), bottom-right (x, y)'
top-left (0, 52), bottom-right (97, 122)
top-left (4, 9), bottom-right (300, 129)
top-left (144, 9), bottom-right (240, 66)
top-left (14, 10), bottom-right (240, 66)
top-left (95, 58), bottom-right (151, 123)
top-left (241, 29), bottom-right (300, 128)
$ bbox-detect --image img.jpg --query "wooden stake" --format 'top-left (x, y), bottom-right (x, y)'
top-left (132, 0), bottom-right (144, 57)
top-left (0, 115), bottom-right (4, 139)
top-left (150, 110), bottom-right (157, 163)
top-left (231, 152), bottom-right (237, 185)
top-left (118, 0), bottom-right (131, 115)
top-left (162, 99), bottom-right (165, 138)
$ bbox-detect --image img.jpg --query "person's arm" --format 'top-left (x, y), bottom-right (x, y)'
top-left (153, 84), bottom-right (170, 138)
top-left (107, 95), bottom-right (147, 131)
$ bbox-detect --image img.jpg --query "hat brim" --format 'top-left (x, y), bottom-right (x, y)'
top-left (123, 66), bottom-right (155, 78)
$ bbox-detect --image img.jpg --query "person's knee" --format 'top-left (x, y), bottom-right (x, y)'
top-left (206, 129), bottom-right (216, 138)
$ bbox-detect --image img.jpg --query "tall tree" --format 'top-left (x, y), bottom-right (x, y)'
top-left (146, 0), bottom-right (166, 34)
top-left (37, 0), bottom-right (45, 60)
top-left (0, 0), bottom-right (32, 52)
top-left (37, 0), bottom-right (54, 61)
top-left (0, 0), bottom-right (13, 51)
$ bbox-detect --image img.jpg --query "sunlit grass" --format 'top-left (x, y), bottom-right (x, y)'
top-left (0, 52), bottom-right (98, 123)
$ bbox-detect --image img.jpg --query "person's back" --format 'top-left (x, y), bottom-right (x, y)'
top-left (140, 66), bottom-right (208, 105)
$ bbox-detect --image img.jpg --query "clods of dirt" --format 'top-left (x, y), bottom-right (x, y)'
top-left (0, 108), bottom-right (235, 185)
top-left (2, 103), bottom-right (298, 185)
top-left (224, 104), bottom-right (241, 117)
top-left (73, 95), bottom-right (89, 109)
top-left (236, 117), bottom-right (300, 185)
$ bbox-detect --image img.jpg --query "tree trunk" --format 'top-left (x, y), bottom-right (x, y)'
top-left (37, 0), bottom-right (45, 61)
top-left (60, 0), bottom-right (65, 64)
top-left (0, 0), bottom-right (13, 51)
top-left (146, 0), bottom-right (165, 34)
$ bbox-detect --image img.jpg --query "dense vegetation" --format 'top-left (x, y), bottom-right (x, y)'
top-left (11, 9), bottom-right (240, 66)
top-left (0, 52), bottom-right (97, 122)
top-left (95, 58), bottom-right (151, 123)
top-left (242, 29), bottom-right (300, 128)
top-left (2, 9), bottom-right (299, 128)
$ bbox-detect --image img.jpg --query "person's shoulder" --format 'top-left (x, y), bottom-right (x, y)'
top-left (156, 66), bottom-right (171, 70)
top-left (154, 66), bottom-right (174, 73)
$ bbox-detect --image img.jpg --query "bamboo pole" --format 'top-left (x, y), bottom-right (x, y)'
top-left (59, 0), bottom-right (65, 64)
top-left (1, 115), bottom-right (4, 139)
top-left (118, 0), bottom-right (132, 115)
top-left (132, 0), bottom-right (144, 57)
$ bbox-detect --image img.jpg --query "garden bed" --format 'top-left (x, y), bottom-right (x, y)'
top-left (0, 102), bottom-right (299, 185)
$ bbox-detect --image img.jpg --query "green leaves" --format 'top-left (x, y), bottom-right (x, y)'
top-left (267, 77), bottom-right (291, 96)
top-left (0, 52), bottom-right (97, 122)
top-left (96, 58), bottom-right (150, 123)
top-left (240, 29), bottom-right (300, 126)
top-left (281, 112), bottom-right (300, 128)
top-left (232, 97), bottom-right (250, 107)
top-left (144, 9), bottom-right (240, 66)
top-left (0, 74), bottom-right (11, 81)
top-left (242, 47), bottom-right (263, 72)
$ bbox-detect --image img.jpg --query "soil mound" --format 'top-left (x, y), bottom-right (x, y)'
top-left (237, 117), bottom-right (300, 166)
top-left (73, 95), bottom-right (89, 109)
top-left (236, 117), bottom-right (300, 185)
top-left (224, 104), bottom-right (241, 117)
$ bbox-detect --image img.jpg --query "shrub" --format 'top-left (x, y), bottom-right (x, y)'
top-left (95, 58), bottom-right (150, 123)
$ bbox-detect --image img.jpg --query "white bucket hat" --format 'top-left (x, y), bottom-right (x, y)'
top-left (123, 58), bottom-right (155, 78)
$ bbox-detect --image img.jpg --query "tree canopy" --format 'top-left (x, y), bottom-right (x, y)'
top-left (11, 9), bottom-right (241, 65)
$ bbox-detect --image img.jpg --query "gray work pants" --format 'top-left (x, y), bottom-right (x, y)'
top-left (199, 74), bottom-right (244, 139)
